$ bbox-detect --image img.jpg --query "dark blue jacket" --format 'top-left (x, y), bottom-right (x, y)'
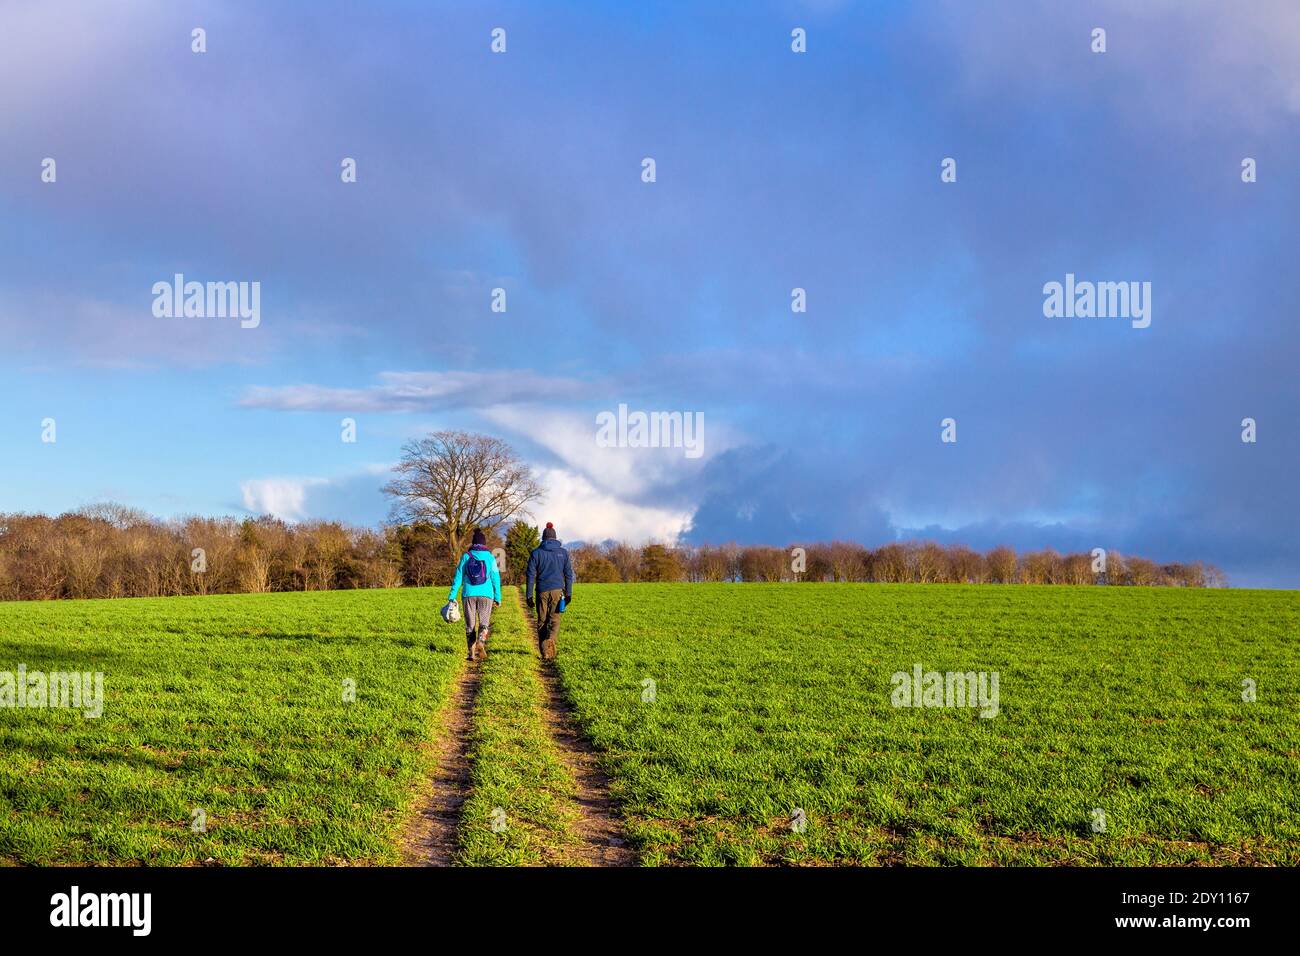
top-left (526, 539), bottom-right (574, 601)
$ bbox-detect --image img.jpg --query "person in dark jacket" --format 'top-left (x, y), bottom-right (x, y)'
top-left (525, 522), bottom-right (574, 659)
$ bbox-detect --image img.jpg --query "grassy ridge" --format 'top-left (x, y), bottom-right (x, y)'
top-left (0, 588), bottom-right (458, 865)
top-left (553, 583), bottom-right (1300, 865)
top-left (457, 587), bottom-right (586, 865)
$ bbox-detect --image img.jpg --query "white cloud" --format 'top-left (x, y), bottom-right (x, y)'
top-left (239, 477), bottom-right (328, 522)
top-left (237, 377), bottom-right (745, 544)
top-left (240, 370), bottom-right (592, 413)
top-left (482, 404), bottom-right (738, 499)
top-left (235, 462), bottom-right (690, 544)
top-left (531, 467), bottom-right (690, 544)
top-left (481, 403), bottom-right (746, 545)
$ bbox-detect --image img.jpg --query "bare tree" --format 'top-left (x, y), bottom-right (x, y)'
top-left (1061, 552), bottom-right (1092, 585)
top-left (827, 541), bottom-right (867, 582)
top-left (690, 544), bottom-right (731, 582)
top-left (239, 546), bottom-right (272, 593)
top-left (381, 431), bottom-right (544, 560)
top-left (986, 545), bottom-right (1017, 583)
top-left (606, 542), bottom-right (642, 582)
top-left (739, 546), bottom-right (787, 582)
top-left (949, 545), bottom-right (986, 583)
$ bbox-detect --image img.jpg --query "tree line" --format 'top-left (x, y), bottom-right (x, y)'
top-left (567, 540), bottom-right (1224, 587)
top-left (0, 504), bottom-right (1224, 602)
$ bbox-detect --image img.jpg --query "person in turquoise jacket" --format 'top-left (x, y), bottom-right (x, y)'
top-left (447, 529), bottom-right (502, 661)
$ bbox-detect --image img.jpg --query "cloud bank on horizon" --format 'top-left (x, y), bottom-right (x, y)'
top-left (1, 1), bottom-right (1297, 585)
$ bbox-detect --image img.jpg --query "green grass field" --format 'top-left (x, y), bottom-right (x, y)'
top-left (556, 584), bottom-right (1300, 864)
top-left (2, 582), bottom-right (1297, 866)
top-left (0, 588), bottom-right (460, 865)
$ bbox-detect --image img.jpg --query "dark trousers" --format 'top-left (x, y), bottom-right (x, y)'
top-left (535, 589), bottom-right (564, 645)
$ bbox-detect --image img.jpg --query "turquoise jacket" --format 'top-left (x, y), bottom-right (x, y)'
top-left (447, 545), bottom-right (502, 602)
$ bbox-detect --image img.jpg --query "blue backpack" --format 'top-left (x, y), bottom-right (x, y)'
top-left (464, 550), bottom-right (488, 587)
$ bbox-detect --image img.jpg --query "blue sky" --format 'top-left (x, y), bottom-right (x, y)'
top-left (2, 0), bottom-right (1297, 585)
